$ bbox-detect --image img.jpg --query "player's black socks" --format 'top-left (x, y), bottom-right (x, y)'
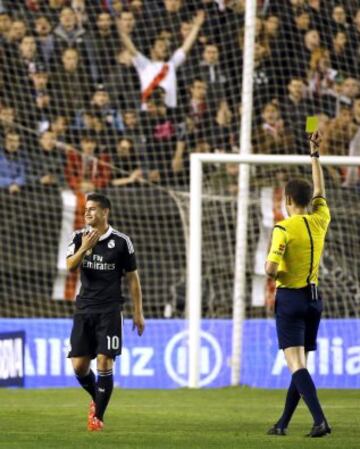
top-left (276, 379), bottom-right (301, 429)
top-left (292, 368), bottom-right (325, 426)
top-left (95, 369), bottom-right (114, 421)
top-left (76, 369), bottom-right (96, 401)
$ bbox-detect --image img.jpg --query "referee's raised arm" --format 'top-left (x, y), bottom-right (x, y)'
top-left (309, 131), bottom-right (326, 198)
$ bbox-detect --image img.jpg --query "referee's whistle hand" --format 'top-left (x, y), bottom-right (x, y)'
top-left (133, 313), bottom-right (145, 336)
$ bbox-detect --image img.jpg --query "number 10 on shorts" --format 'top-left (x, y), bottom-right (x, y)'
top-left (107, 335), bottom-right (120, 350)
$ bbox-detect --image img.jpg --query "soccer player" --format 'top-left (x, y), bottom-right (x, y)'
top-left (66, 192), bottom-right (145, 431)
top-left (265, 131), bottom-right (331, 438)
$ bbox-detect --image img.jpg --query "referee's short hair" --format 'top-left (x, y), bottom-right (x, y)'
top-left (285, 179), bottom-right (312, 207)
top-left (87, 192), bottom-right (111, 210)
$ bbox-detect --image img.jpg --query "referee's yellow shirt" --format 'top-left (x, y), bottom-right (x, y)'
top-left (267, 197), bottom-right (331, 288)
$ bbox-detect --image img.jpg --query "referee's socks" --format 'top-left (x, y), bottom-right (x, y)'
top-left (276, 379), bottom-right (301, 429)
top-left (292, 368), bottom-right (325, 426)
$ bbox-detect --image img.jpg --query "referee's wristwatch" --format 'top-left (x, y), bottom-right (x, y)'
top-left (310, 151), bottom-right (320, 158)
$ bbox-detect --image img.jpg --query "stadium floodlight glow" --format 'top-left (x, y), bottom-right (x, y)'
top-left (187, 153), bottom-right (360, 389)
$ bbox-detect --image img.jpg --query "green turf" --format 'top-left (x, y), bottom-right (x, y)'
top-left (0, 388), bottom-right (359, 449)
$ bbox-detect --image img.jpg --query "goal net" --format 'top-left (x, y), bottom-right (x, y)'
top-left (0, 0), bottom-right (359, 388)
top-left (183, 155), bottom-right (360, 319)
top-left (0, 1), bottom-right (243, 320)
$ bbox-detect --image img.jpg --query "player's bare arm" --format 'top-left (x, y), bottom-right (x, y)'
top-left (309, 131), bottom-right (326, 198)
top-left (180, 10), bottom-right (205, 55)
top-left (66, 230), bottom-right (100, 272)
top-left (126, 270), bottom-right (145, 336)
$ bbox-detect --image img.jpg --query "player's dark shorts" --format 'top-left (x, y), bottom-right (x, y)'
top-left (68, 311), bottom-right (123, 359)
top-left (275, 286), bottom-right (323, 351)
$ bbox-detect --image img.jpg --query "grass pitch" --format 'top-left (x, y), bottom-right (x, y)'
top-left (0, 388), bottom-right (359, 449)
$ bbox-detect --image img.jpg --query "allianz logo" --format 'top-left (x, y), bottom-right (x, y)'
top-left (22, 332), bottom-right (221, 385)
top-left (23, 338), bottom-right (154, 377)
top-left (0, 337), bottom-right (23, 380)
top-left (272, 337), bottom-right (360, 376)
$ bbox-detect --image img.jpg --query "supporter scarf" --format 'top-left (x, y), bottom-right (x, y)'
top-left (142, 64), bottom-right (169, 102)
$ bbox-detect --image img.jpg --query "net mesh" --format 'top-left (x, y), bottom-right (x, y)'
top-left (0, 1), bottom-right (359, 320)
top-left (177, 169), bottom-right (360, 318)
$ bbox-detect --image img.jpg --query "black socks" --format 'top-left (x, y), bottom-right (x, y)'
top-left (95, 369), bottom-right (114, 421)
top-left (292, 368), bottom-right (325, 426)
top-left (276, 379), bottom-right (301, 429)
top-left (76, 369), bottom-right (96, 401)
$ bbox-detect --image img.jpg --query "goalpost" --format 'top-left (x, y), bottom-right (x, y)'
top-left (187, 153), bottom-right (360, 388)
top-left (187, 0), bottom-right (360, 389)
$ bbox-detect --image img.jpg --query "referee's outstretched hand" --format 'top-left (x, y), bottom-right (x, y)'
top-left (133, 312), bottom-right (145, 336)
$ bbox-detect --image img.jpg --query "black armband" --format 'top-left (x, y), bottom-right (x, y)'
top-left (310, 151), bottom-right (320, 158)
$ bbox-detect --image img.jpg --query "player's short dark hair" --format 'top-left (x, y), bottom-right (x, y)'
top-left (285, 179), bottom-right (312, 207)
top-left (86, 193), bottom-right (111, 210)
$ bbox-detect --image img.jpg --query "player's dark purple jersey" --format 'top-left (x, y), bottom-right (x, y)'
top-left (67, 226), bottom-right (136, 313)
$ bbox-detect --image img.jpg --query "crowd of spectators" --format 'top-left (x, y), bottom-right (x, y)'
top-left (0, 0), bottom-right (360, 196)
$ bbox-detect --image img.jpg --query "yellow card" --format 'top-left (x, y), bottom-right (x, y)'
top-left (305, 116), bottom-right (319, 133)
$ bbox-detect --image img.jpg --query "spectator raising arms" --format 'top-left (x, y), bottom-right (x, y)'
top-left (118, 10), bottom-right (205, 109)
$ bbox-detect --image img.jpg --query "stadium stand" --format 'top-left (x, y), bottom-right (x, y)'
top-left (0, 0), bottom-right (359, 319)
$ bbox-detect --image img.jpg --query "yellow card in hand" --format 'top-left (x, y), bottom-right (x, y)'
top-left (306, 116), bottom-right (319, 133)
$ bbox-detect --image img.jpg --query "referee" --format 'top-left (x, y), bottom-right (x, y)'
top-left (265, 131), bottom-right (331, 438)
top-left (66, 192), bottom-right (145, 431)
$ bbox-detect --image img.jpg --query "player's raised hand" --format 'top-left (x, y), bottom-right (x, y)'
top-left (133, 312), bottom-right (145, 336)
top-left (309, 130), bottom-right (321, 152)
top-left (81, 230), bottom-right (100, 251)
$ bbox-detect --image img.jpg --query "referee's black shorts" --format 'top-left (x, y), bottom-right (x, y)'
top-left (68, 311), bottom-right (123, 359)
top-left (275, 287), bottom-right (323, 351)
